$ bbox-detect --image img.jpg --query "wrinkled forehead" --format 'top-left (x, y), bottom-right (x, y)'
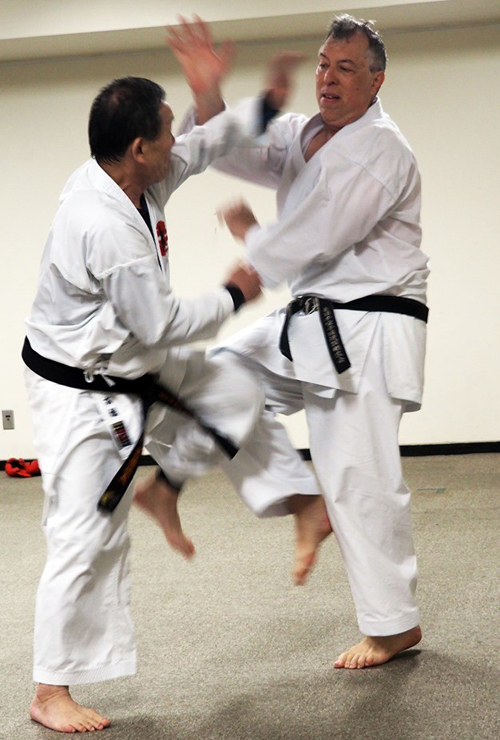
top-left (318, 34), bottom-right (370, 64)
top-left (158, 102), bottom-right (174, 132)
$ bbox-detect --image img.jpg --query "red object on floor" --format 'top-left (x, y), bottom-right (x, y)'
top-left (23, 459), bottom-right (41, 476)
top-left (5, 458), bottom-right (41, 477)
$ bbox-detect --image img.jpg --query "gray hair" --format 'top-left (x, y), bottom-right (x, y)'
top-left (325, 13), bottom-right (387, 72)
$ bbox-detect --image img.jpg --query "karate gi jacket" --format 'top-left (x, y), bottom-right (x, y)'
top-left (26, 99), bottom-right (263, 381)
top-left (183, 98), bottom-right (430, 409)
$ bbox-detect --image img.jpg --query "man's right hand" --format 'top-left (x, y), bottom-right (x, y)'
top-left (225, 263), bottom-right (262, 304)
top-left (166, 15), bottom-right (236, 123)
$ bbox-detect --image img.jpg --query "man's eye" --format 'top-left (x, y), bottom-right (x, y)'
top-left (340, 66), bottom-right (354, 73)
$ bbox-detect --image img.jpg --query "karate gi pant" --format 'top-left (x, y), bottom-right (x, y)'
top-left (149, 351), bottom-right (320, 517)
top-left (209, 330), bottom-right (420, 637)
top-left (26, 349), bottom-right (318, 686)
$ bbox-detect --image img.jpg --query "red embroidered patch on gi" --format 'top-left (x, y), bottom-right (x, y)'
top-left (111, 421), bottom-right (132, 449)
top-left (156, 221), bottom-right (168, 256)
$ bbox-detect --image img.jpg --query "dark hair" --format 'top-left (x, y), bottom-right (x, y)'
top-left (88, 77), bottom-right (165, 164)
top-left (325, 14), bottom-right (387, 72)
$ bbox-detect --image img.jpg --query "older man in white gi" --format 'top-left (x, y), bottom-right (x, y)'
top-left (23, 21), bottom-right (329, 734)
top-left (186, 14), bottom-right (430, 670)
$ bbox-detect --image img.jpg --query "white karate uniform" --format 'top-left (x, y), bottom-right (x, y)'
top-left (184, 98), bottom-right (430, 635)
top-left (26, 99), bottom-right (319, 686)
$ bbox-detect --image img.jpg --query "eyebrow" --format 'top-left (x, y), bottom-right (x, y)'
top-left (319, 52), bottom-right (357, 65)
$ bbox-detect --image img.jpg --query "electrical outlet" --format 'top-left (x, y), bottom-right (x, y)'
top-left (2, 410), bottom-right (14, 430)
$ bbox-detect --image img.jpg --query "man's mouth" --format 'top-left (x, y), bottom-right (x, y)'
top-left (321, 93), bottom-right (340, 101)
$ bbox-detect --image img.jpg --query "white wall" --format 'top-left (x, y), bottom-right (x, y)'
top-left (0, 1), bottom-right (450, 44)
top-left (0, 22), bottom-right (499, 458)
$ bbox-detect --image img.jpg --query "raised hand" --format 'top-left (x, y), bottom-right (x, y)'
top-left (167, 15), bottom-right (236, 98)
top-left (265, 52), bottom-right (308, 110)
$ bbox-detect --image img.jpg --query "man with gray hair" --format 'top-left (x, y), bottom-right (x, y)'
top-left (192, 13), bottom-right (430, 669)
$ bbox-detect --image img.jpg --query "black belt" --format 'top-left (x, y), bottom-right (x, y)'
top-left (279, 295), bottom-right (429, 374)
top-left (22, 338), bottom-right (238, 513)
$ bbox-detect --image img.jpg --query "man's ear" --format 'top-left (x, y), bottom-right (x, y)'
top-left (130, 137), bottom-right (147, 164)
top-left (372, 70), bottom-right (385, 97)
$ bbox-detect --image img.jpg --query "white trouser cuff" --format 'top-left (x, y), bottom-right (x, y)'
top-left (222, 448), bottom-right (321, 519)
top-left (33, 657), bottom-right (136, 686)
top-left (253, 499), bottom-right (291, 518)
top-left (358, 609), bottom-right (420, 637)
top-left (252, 486), bottom-right (321, 519)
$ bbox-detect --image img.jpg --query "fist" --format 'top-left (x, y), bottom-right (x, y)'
top-left (225, 263), bottom-right (262, 303)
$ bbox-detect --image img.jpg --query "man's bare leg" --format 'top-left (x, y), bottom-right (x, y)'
top-left (30, 684), bottom-right (110, 733)
top-left (289, 494), bottom-right (333, 585)
top-left (334, 625), bottom-right (422, 669)
top-left (134, 471), bottom-right (195, 558)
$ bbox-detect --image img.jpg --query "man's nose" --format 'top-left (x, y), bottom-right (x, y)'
top-left (323, 68), bottom-right (338, 85)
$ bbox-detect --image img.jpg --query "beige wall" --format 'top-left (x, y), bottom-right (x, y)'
top-left (0, 22), bottom-right (499, 458)
top-left (0, 1), bottom-right (449, 49)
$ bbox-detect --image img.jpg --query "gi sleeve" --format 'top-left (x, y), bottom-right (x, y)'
top-left (153, 97), bottom-right (269, 206)
top-left (245, 150), bottom-right (414, 288)
top-left (176, 109), bottom-right (308, 189)
top-left (88, 223), bottom-right (234, 348)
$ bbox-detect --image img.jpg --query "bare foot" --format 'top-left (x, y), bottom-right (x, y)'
top-left (334, 626), bottom-right (422, 669)
top-left (134, 474), bottom-right (195, 559)
top-left (30, 684), bottom-right (110, 733)
top-left (289, 494), bottom-right (333, 585)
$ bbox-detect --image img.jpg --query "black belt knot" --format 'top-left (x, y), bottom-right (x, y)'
top-left (279, 294), bottom-right (428, 375)
top-left (22, 338), bottom-right (238, 514)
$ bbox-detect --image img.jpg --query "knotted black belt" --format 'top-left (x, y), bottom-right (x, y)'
top-left (22, 338), bottom-right (238, 513)
top-left (279, 295), bottom-right (429, 374)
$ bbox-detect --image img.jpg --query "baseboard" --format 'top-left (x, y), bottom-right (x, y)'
top-left (2, 442), bottom-right (499, 472)
top-left (399, 441), bottom-right (500, 456)
top-left (141, 442), bottom-right (500, 465)
top-left (297, 442), bottom-right (500, 461)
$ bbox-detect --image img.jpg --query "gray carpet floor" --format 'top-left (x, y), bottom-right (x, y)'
top-left (0, 454), bottom-right (499, 739)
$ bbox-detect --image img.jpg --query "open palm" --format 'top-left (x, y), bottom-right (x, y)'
top-left (167, 15), bottom-right (236, 95)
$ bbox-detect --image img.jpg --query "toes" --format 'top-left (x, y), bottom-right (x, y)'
top-left (165, 532), bottom-right (195, 559)
top-left (356, 654), bottom-right (367, 669)
top-left (77, 719), bottom-right (105, 732)
top-left (72, 720), bottom-right (90, 732)
top-left (179, 537), bottom-right (195, 559)
top-left (87, 711), bottom-right (109, 729)
top-left (293, 569), bottom-right (305, 586)
top-left (293, 553), bottom-right (315, 586)
top-left (334, 651), bottom-right (348, 668)
top-left (70, 709), bottom-right (109, 733)
top-left (334, 650), bottom-right (367, 669)
top-left (334, 644), bottom-right (385, 670)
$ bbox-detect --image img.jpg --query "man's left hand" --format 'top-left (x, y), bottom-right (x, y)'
top-left (265, 52), bottom-right (308, 110)
top-left (218, 201), bottom-right (259, 241)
